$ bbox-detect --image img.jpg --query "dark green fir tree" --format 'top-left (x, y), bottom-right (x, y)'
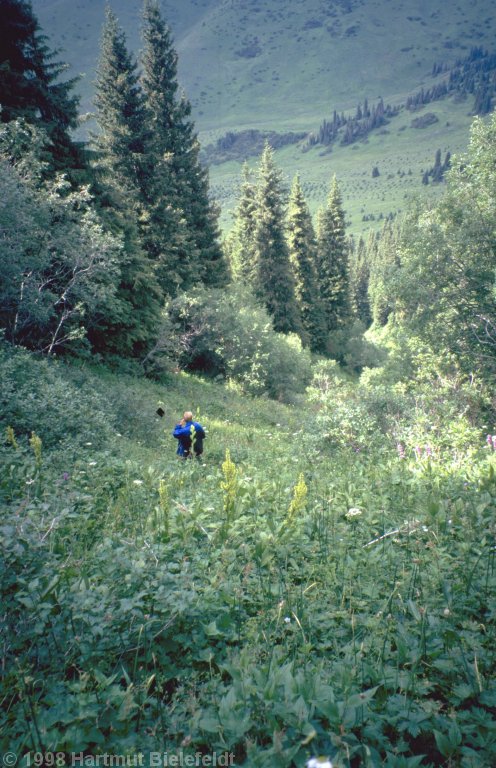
top-left (368, 219), bottom-right (400, 327)
top-left (0, 0), bottom-right (84, 176)
top-left (140, 0), bottom-right (192, 294)
top-left (253, 143), bottom-right (301, 335)
top-left (287, 174), bottom-right (327, 351)
top-left (90, 5), bottom-right (162, 358)
top-left (316, 175), bottom-right (350, 333)
top-left (93, 6), bottom-right (147, 202)
top-left (140, 0), bottom-right (227, 290)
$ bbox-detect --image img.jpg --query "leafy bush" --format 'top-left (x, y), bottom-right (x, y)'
top-left (167, 286), bottom-right (312, 400)
top-left (0, 124), bottom-right (121, 356)
top-left (327, 319), bottom-right (386, 372)
top-left (0, 343), bottom-right (114, 449)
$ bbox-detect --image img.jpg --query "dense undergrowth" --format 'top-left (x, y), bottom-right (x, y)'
top-left (1, 344), bottom-right (495, 767)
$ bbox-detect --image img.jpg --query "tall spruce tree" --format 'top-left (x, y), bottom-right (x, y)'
top-left (90, 6), bottom-right (162, 358)
top-left (140, 0), bottom-right (227, 290)
top-left (0, 0), bottom-right (84, 175)
top-left (286, 174), bottom-right (327, 351)
top-left (316, 175), bottom-right (350, 332)
top-left (252, 143), bottom-right (301, 334)
top-left (140, 0), bottom-right (191, 293)
top-left (225, 162), bottom-right (257, 282)
top-left (93, 6), bottom-right (147, 201)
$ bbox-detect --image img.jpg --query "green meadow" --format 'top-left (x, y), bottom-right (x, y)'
top-left (2, 343), bottom-right (495, 765)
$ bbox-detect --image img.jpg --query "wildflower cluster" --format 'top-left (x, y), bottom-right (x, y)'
top-left (287, 473), bottom-right (308, 524)
top-left (29, 431), bottom-right (42, 468)
top-left (345, 507), bottom-right (362, 519)
top-left (414, 444), bottom-right (433, 459)
top-left (6, 425), bottom-right (18, 450)
top-left (221, 449), bottom-right (237, 519)
top-left (486, 434), bottom-right (496, 450)
top-left (307, 758), bottom-right (333, 768)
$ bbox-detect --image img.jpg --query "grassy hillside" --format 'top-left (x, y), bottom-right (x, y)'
top-left (2, 344), bottom-right (496, 763)
top-left (31, 0), bottom-right (496, 233)
top-left (210, 97), bottom-right (476, 234)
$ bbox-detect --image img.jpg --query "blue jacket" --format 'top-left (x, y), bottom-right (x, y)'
top-left (173, 420), bottom-right (206, 457)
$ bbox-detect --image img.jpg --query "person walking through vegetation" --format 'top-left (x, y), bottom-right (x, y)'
top-left (173, 411), bottom-right (206, 459)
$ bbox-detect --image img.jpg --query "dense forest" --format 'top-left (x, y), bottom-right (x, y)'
top-left (1, 0), bottom-right (496, 765)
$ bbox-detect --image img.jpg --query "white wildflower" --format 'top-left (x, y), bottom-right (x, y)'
top-left (133, 479), bottom-right (143, 485)
top-left (345, 507), bottom-right (362, 519)
top-left (284, 616), bottom-right (291, 624)
top-left (88, 461), bottom-right (97, 466)
top-left (307, 758), bottom-right (333, 768)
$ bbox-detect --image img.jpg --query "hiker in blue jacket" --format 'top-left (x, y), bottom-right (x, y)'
top-left (173, 411), bottom-right (206, 459)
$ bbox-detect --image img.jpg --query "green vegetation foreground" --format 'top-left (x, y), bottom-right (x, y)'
top-left (1, 346), bottom-right (495, 766)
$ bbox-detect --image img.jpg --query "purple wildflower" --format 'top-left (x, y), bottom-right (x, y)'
top-left (397, 443), bottom-right (406, 459)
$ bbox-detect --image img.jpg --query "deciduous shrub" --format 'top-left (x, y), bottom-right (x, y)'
top-left (167, 286), bottom-right (312, 400)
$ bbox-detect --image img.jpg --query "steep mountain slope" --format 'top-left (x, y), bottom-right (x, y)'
top-left (32, 0), bottom-right (496, 131)
top-left (31, 0), bottom-right (496, 233)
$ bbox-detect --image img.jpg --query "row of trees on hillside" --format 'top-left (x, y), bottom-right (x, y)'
top-left (311, 47), bottom-right (496, 154)
top-left (225, 146), bottom-right (351, 354)
top-left (413, 47), bottom-right (496, 116)
top-left (0, 0), bottom-right (227, 360)
top-left (308, 98), bottom-right (400, 149)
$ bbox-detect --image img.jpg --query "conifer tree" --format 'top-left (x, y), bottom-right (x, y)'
top-left (90, 6), bottom-right (162, 358)
top-left (316, 175), bottom-right (350, 332)
top-left (139, 0), bottom-right (191, 293)
top-left (140, 0), bottom-right (227, 290)
top-left (252, 143), bottom-right (301, 334)
top-left (93, 6), bottom-right (147, 201)
top-left (0, 0), bottom-right (84, 175)
top-left (349, 235), bottom-right (371, 327)
top-left (286, 174), bottom-right (326, 351)
top-left (225, 162), bottom-right (257, 282)
top-left (367, 219), bottom-right (400, 327)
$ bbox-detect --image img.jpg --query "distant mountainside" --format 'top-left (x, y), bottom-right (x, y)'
top-left (32, 0), bottom-right (496, 131)
top-left (31, 0), bottom-right (496, 233)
